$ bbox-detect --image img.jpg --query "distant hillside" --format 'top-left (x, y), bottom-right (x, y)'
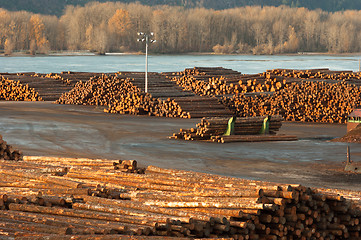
top-left (1, 0), bottom-right (361, 16)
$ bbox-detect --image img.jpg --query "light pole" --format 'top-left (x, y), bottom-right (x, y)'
top-left (137, 32), bottom-right (156, 93)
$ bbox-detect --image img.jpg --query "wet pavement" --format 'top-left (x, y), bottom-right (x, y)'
top-left (1, 101), bottom-right (360, 190)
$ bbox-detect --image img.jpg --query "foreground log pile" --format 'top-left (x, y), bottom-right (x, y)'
top-left (0, 75), bottom-right (42, 101)
top-left (0, 134), bottom-right (22, 161)
top-left (223, 81), bottom-right (361, 123)
top-left (170, 116), bottom-right (283, 143)
top-left (0, 156), bottom-right (360, 239)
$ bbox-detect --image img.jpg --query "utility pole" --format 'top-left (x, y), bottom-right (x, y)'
top-left (137, 32), bottom-right (156, 93)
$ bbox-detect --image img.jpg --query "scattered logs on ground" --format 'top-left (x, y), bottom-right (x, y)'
top-left (0, 76), bottom-right (43, 101)
top-left (0, 156), bottom-right (360, 239)
top-left (170, 116), bottom-right (289, 142)
top-left (332, 124), bottom-right (361, 143)
top-left (223, 80), bottom-right (361, 124)
top-left (113, 160), bottom-right (146, 174)
top-left (0, 134), bottom-right (23, 161)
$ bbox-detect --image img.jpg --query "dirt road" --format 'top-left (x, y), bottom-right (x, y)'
top-left (1, 101), bottom-right (360, 190)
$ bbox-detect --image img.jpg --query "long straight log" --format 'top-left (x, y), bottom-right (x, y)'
top-left (72, 202), bottom-right (192, 223)
top-left (0, 210), bottom-right (129, 234)
top-left (8, 203), bottom-right (167, 227)
top-left (122, 189), bottom-right (263, 198)
top-left (0, 219), bottom-right (72, 235)
top-left (82, 196), bottom-right (227, 224)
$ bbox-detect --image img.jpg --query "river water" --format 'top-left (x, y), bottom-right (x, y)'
top-left (1, 54), bottom-right (361, 74)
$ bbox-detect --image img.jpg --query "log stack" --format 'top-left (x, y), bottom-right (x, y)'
top-left (0, 73), bottom-right (76, 101)
top-left (267, 68), bottom-right (361, 82)
top-left (56, 73), bottom-right (232, 118)
top-left (56, 74), bottom-right (184, 117)
top-left (0, 76), bottom-right (42, 101)
top-left (170, 116), bottom-right (286, 142)
top-left (224, 80), bottom-right (361, 124)
top-left (0, 134), bottom-right (23, 161)
top-left (166, 67), bottom-right (287, 96)
top-left (0, 156), bottom-right (360, 239)
top-left (112, 72), bottom-right (233, 118)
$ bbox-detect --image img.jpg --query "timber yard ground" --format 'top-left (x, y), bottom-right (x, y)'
top-left (1, 101), bottom-right (361, 191)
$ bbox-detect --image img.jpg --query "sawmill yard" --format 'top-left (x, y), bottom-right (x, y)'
top-left (1, 67), bottom-right (361, 239)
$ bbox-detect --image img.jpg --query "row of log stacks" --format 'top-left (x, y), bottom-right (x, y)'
top-left (171, 67), bottom-right (241, 77)
top-left (267, 68), bottom-right (361, 81)
top-left (0, 73), bottom-right (73, 101)
top-left (56, 73), bottom-right (232, 118)
top-left (0, 76), bottom-right (42, 101)
top-left (223, 80), bottom-right (361, 124)
top-left (166, 67), bottom-right (361, 123)
top-left (21, 71), bottom-right (111, 88)
top-left (0, 134), bottom-right (23, 161)
top-left (55, 74), bottom-right (136, 106)
top-left (170, 75), bottom-right (287, 96)
top-left (111, 72), bottom-right (233, 118)
top-left (166, 67), bottom-right (288, 96)
top-left (0, 156), bottom-right (360, 239)
top-left (57, 74), bottom-right (191, 118)
top-left (170, 116), bottom-right (283, 142)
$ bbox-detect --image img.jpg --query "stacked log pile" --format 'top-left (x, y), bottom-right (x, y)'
top-left (114, 72), bottom-right (232, 118)
top-left (56, 74), bottom-right (140, 106)
top-left (56, 74), bottom-right (185, 117)
top-left (45, 71), bottom-right (109, 86)
top-left (224, 81), bottom-right (361, 123)
top-left (167, 67), bottom-right (361, 123)
top-left (0, 73), bottom-right (73, 101)
top-left (56, 73), bottom-right (232, 118)
top-left (166, 67), bottom-right (287, 96)
top-left (0, 156), bottom-right (360, 239)
top-left (170, 116), bottom-right (286, 142)
top-left (268, 68), bottom-right (361, 82)
top-left (0, 134), bottom-right (22, 161)
top-left (0, 75), bottom-right (42, 101)
top-left (168, 96), bottom-right (232, 118)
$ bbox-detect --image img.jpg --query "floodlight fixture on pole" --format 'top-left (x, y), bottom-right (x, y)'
top-left (137, 32), bottom-right (156, 93)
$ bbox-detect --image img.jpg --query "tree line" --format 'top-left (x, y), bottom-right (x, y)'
top-left (1, 0), bottom-right (361, 16)
top-left (1, 2), bottom-right (361, 55)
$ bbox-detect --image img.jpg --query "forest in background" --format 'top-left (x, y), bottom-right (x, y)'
top-left (1, 0), bottom-right (361, 16)
top-left (1, 2), bottom-right (361, 55)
